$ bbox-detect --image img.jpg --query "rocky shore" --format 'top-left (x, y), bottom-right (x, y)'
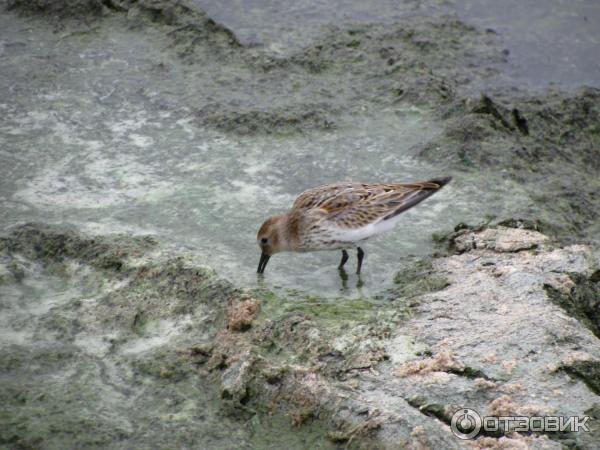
top-left (2, 223), bottom-right (600, 448)
top-left (1, 0), bottom-right (599, 448)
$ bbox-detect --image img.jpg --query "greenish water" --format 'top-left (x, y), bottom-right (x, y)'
top-left (0, 259), bottom-right (335, 449)
top-left (1, 2), bottom-right (599, 449)
top-left (0, 12), bottom-right (541, 300)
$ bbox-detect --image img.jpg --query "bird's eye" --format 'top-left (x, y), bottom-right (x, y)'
top-left (261, 238), bottom-right (268, 244)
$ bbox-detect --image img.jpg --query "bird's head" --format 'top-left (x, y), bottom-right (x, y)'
top-left (256, 215), bottom-right (287, 273)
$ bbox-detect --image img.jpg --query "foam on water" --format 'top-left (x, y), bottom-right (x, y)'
top-left (0, 12), bottom-right (540, 300)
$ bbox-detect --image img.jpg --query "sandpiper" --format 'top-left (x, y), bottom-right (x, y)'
top-left (256, 177), bottom-right (452, 274)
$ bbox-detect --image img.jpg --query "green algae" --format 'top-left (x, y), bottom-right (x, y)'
top-left (283, 297), bottom-right (375, 322)
top-left (1, 0), bottom-right (600, 448)
top-left (391, 259), bottom-right (450, 299)
top-left (0, 225), bottom-right (339, 449)
top-left (0, 223), bottom-right (157, 273)
top-left (258, 289), bottom-right (379, 324)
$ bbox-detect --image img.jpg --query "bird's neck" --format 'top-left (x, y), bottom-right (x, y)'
top-left (280, 211), bottom-right (305, 252)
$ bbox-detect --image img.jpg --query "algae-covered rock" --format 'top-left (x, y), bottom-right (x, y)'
top-left (201, 225), bottom-right (600, 448)
top-left (0, 222), bottom-right (156, 271)
top-left (421, 88), bottom-right (600, 240)
top-left (2, 0), bottom-right (600, 447)
top-left (0, 223), bottom-right (339, 449)
top-left (195, 103), bottom-right (336, 136)
top-left (391, 259), bottom-right (451, 299)
top-left (3, 223), bottom-right (600, 448)
top-left (544, 273), bottom-right (600, 340)
top-left (6, 0), bottom-right (106, 18)
top-left (227, 297), bottom-right (260, 332)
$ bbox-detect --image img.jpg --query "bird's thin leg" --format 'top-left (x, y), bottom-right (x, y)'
top-left (356, 247), bottom-right (365, 274)
top-left (338, 249), bottom-right (349, 269)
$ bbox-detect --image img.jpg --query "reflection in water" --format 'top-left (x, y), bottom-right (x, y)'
top-left (338, 269), bottom-right (365, 292)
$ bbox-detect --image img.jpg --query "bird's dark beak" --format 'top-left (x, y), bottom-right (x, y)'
top-left (257, 252), bottom-right (271, 274)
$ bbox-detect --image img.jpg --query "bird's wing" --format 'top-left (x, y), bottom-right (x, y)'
top-left (292, 182), bottom-right (368, 210)
top-left (307, 178), bottom-right (451, 230)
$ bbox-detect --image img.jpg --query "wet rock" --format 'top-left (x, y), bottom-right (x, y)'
top-left (382, 225), bottom-right (600, 448)
top-left (496, 218), bottom-right (544, 232)
top-left (227, 297), bottom-right (260, 332)
top-left (6, 0), bottom-right (241, 56)
top-left (3, 222), bottom-right (600, 448)
top-left (544, 273), bottom-right (600, 339)
top-left (452, 226), bottom-right (548, 253)
top-left (471, 94), bottom-right (516, 132)
top-left (0, 223), bottom-right (156, 272)
top-left (422, 88), bottom-right (600, 241)
top-left (391, 259), bottom-right (451, 299)
top-left (558, 357), bottom-right (600, 396)
top-left (6, 0), bottom-right (106, 19)
top-left (220, 355), bottom-right (253, 402)
top-left (272, 15), bottom-right (504, 105)
top-left (511, 108), bottom-right (529, 135)
top-left (0, 258), bottom-right (26, 284)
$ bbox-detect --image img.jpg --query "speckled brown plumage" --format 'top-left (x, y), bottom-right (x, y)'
top-left (256, 177), bottom-right (452, 274)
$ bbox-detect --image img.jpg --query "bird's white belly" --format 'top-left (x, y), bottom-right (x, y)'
top-left (329, 214), bottom-right (403, 243)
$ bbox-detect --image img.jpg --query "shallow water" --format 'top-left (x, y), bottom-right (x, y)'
top-left (193, 0), bottom-right (600, 91)
top-left (0, 260), bottom-right (334, 449)
top-left (0, 12), bottom-right (543, 299)
top-left (1, 3), bottom-right (598, 449)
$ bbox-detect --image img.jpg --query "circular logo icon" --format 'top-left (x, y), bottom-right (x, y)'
top-left (450, 408), bottom-right (482, 440)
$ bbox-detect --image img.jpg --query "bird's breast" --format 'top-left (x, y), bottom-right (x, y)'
top-left (295, 225), bottom-right (363, 251)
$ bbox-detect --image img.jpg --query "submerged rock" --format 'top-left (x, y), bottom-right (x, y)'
top-left (195, 103), bottom-right (335, 136)
top-left (422, 88), bottom-right (600, 240)
top-left (0, 222), bottom-right (157, 271)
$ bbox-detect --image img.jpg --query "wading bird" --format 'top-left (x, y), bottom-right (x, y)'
top-left (256, 177), bottom-right (451, 274)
